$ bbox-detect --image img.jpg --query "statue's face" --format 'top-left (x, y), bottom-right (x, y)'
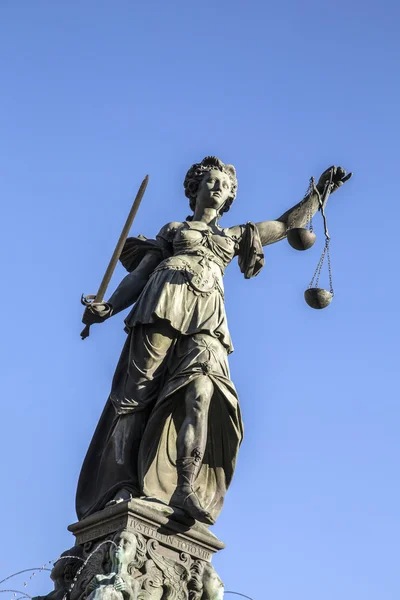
top-left (195, 169), bottom-right (231, 214)
top-left (202, 564), bottom-right (224, 600)
top-left (112, 530), bottom-right (137, 568)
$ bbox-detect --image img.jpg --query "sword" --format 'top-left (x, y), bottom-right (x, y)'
top-left (80, 175), bottom-right (149, 340)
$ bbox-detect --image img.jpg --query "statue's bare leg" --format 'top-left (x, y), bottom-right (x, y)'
top-left (172, 376), bottom-right (214, 524)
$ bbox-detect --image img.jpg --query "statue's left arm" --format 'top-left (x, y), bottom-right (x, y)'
top-left (255, 189), bottom-right (320, 246)
top-left (239, 166), bottom-right (351, 247)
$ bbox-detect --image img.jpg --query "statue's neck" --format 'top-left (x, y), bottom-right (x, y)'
top-left (192, 207), bottom-right (219, 226)
top-left (112, 559), bottom-right (128, 575)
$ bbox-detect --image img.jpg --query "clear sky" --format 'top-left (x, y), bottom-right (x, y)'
top-left (1, 1), bottom-right (399, 599)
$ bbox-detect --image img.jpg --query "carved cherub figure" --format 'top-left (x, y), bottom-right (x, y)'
top-left (189, 561), bottom-right (224, 600)
top-left (202, 563), bottom-right (224, 600)
top-left (86, 531), bottom-right (143, 600)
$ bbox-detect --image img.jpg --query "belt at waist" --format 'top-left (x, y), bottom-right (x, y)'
top-left (173, 250), bottom-right (226, 272)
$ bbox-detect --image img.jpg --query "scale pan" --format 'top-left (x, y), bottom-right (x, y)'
top-left (304, 288), bottom-right (333, 309)
top-left (287, 228), bottom-right (316, 251)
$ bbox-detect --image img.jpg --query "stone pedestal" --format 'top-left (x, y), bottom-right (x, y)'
top-left (68, 497), bottom-right (225, 562)
top-left (37, 499), bottom-right (225, 600)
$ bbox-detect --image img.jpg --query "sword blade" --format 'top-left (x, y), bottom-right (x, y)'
top-left (94, 174), bottom-right (149, 302)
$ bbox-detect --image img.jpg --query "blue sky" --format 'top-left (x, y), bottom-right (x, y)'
top-left (1, 1), bottom-right (399, 599)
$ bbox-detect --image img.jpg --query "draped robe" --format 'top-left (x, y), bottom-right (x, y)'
top-left (76, 221), bottom-right (264, 522)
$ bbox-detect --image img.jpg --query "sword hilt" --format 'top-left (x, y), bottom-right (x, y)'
top-left (81, 295), bottom-right (96, 340)
top-left (81, 324), bottom-right (91, 340)
top-left (80, 294), bottom-right (111, 340)
top-left (81, 294), bottom-right (102, 306)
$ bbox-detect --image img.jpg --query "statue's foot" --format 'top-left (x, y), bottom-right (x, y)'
top-left (105, 488), bottom-right (132, 507)
top-left (171, 485), bottom-right (215, 525)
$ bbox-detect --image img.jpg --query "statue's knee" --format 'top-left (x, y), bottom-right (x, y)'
top-left (200, 377), bottom-right (214, 400)
top-left (188, 378), bottom-right (214, 413)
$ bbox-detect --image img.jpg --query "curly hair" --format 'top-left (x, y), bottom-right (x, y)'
top-left (188, 560), bottom-right (205, 600)
top-left (184, 156), bottom-right (238, 218)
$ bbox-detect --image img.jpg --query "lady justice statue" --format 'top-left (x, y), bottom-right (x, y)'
top-left (78, 156), bottom-right (351, 526)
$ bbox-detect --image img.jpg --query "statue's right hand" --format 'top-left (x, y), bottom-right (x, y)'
top-left (82, 302), bottom-right (113, 325)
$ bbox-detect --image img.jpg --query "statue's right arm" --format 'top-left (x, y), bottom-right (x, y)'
top-left (107, 251), bottom-right (161, 316)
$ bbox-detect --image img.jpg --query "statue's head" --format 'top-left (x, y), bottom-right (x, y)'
top-left (111, 530), bottom-right (138, 571)
top-left (189, 561), bottom-right (224, 600)
top-left (184, 156), bottom-right (237, 220)
top-left (202, 563), bottom-right (224, 600)
top-left (110, 530), bottom-right (146, 574)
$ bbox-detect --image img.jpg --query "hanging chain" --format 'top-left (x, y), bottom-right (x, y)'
top-left (309, 241), bottom-right (327, 289)
top-left (307, 168), bottom-right (336, 292)
top-left (307, 176), bottom-right (320, 232)
top-left (326, 238), bottom-right (334, 295)
top-left (318, 173), bottom-right (334, 239)
top-left (308, 238), bottom-right (334, 294)
top-left (307, 191), bottom-right (313, 233)
top-left (288, 177), bottom-right (316, 230)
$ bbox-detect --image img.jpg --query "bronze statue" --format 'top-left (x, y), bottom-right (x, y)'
top-left (77, 156), bottom-right (351, 526)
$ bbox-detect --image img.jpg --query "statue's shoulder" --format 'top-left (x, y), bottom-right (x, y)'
top-left (157, 221), bottom-right (184, 241)
top-left (224, 224), bottom-right (245, 243)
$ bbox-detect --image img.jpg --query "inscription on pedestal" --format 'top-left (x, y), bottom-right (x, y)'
top-left (75, 517), bottom-right (127, 545)
top-left (128, 517), bottom-right (212, 561)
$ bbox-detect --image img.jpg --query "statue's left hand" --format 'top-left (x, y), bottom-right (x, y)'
top-left (317, 166), bottom-right (352, 194)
